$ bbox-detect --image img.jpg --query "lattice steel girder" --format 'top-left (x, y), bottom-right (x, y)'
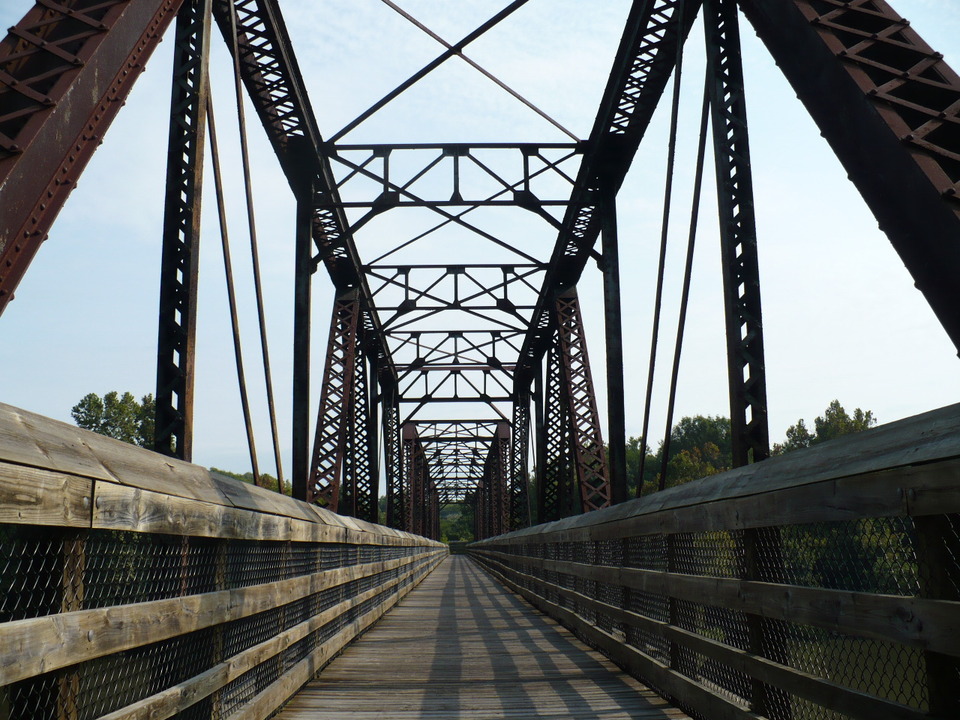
top-left (0, 0), bottom-right (186, 314)
top-left (383, 388), bottom-right (404, 529)
top-left (341, 337), bottom-right (378, 523)
top-left (326, 143), bottom-right (581, 209)
top-left (737, 0), bottom-right (960, 353)
top-left (211, 0), bottom-right (397, 388)
top-left (402, 423), bottom-right (431, 536)
top-left (539, 328), bottom-right (574, 523)
top-left (555, 289), bottom-right (612, 513)
top-left (704, 0), bottom-right (770, 467)
top-left (514, 0), bottom-right (702, 388)
top-left (388, 329), bottom-right (526, 370)
top-left (511, 390), bottom-right (532, 530)
top-left (155, 0), bottom-right (211, 462)
top-left (371, 265), bottom-right (544, 332)
top-left (307, 290), bottom-right (360, 508)
top-left (481, 421), bottom-right (510, 537)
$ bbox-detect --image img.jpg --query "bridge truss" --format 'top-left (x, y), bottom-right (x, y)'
top-left (0, 0), bottom-right (958, 541)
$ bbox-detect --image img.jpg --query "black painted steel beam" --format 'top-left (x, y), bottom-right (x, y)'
top-left (154, 0), bottom-right (211, 461)
top-left (514, 0), bottom-right (702, 389)
top-left (0, 0), bottom-right (185, 314)
top-left (704, 0), bottom-right (770, 467)
top-left (736, 0), bottom-right (960, 353)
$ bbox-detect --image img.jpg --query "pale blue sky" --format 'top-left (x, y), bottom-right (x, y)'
top-left (1, 0), bottom-right (958, 476)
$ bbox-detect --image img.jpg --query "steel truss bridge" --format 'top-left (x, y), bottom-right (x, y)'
top-left (0, 1), bottom-right (958, 719)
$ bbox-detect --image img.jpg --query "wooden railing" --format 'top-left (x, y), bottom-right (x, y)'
top-left (471, 404), bottom-right (960, 720)
top-left (0, 402), bottom-right (446, 720)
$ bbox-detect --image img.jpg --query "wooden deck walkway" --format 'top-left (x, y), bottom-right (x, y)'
top-left (275, 555), bottom-right (687, 719)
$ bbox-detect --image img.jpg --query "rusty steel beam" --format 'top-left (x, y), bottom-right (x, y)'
top-left (704, 0), bottom-right (770, 467)
top-left (510, 390), bottom-right (532, 530)
top-left (307, 290), bottom-right (360, 509)
top-left (383, 388), bottom-right (404, 529)
top-left (154, 0), bottom-right (211, 461)
top-left (341, 338), bottom-right (377, 523)
top-left (556, 289), bottom-right (611, 513)
top-left (211, 0), bottom-right (396, 387)
top-left (737, 0), bottom-right (960, 353)
top-left (0, 0), bottom-right (185, 314)
top-left (538, 326), bottom-right (574, 523)
top-left (514, 0), bottom-right (702, 389)
top-left (480, 421), bottom-right (510, 537)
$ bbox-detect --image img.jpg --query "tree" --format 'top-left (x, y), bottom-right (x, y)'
top-left (210, 467), bottom-right (287, 494)
top-left (773, 400), bottom-right (876, 454)
top-left (71, 391), bottom-right (155, 448)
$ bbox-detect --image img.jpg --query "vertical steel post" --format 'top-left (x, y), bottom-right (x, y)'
top-left (555, 289), bottom-right (612, 513)
top-left (307, 290), bottom-right (361, 508)
top-left (291, 149), bottom-right (315, 501)
top-left (510, 391), bottom-right (532, 530)
top-left (705, 0), bottom-right (769, 467)
top-left (705, 4), bottom-right (780, 717)
top-left (600, 187), bottom-right (627, 504)
top-left (155, 0), bottom-right (212, 461)
top-left (540, 326), bottom-right (573, 522)
top-left (383, 388), bottom-right (404, 529)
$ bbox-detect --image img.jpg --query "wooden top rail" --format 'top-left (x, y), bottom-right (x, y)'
top-left (476, 402), bottom-right (960, 545)
top-left (0, 401), bottom-right (446, 720)
top-left (0, 401), bottom-right (442, 546)
top-left (471, 404), bottom-right (960, 720)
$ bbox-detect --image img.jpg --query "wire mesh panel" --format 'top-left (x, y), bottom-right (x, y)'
top-left (470, 406), bottom-right (960, 720)
top-left (0, 413), bottom-right (447, 720)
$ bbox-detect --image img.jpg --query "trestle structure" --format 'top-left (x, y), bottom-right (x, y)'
top-left (2, 0), bottom-right (960, 719)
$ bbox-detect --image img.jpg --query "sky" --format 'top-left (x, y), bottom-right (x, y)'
top-left (1, 0), bottom-right (958, 480)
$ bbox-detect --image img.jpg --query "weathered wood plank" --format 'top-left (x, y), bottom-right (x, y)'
top-left (0, 461), bottom-right (92, 527)
top-left (273, 556), bottom-right (688, 720)
top-left (478, 555), bottom-right (754, 720)
top-left (480, 553), bottom-right (927, 720)
top-left (474, 550), bottom-right (960, 658)
top-left (228, 554), bottom-right (446, 720)
top-left (477, 403), bottom-right (960, 546)
top-left (0, 551), bottom-right (444, 685)
top-left (95, 555), bottom-right (442, 720)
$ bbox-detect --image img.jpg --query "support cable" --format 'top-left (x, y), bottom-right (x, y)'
top-left (637, 0), bottom-right (686, 497)
top-left (377, 0), bottom-right (577, 141)
top-left (206, 93), bottom-right (261, 485)
top-left (658, 79), bottom-right (711, 492)
top-left (227, 0), bottom-right (285, 490)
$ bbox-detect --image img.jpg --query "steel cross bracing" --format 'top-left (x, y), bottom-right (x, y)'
top-left (2, 0), bottom-right (959, 542)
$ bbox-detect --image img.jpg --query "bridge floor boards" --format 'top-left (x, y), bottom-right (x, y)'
top-left (275, 555), bottom-right (687, 720)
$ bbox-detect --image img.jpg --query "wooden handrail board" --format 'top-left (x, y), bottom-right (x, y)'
top-left (0, 461), bottom-right (92, 528)
top-left (93, 555), bottom-right (441, 720)
top-left (474, 550), bottom-right (960, 657)
top-left (0, 551), bottom-right (445, 685)
top-left (479, 554), bottom-right (927, 720)
top-left (483, 403), bottom-right (960, 544)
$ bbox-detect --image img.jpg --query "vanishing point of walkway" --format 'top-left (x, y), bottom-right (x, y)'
top-left (275, 555), bottom-right (687, 719)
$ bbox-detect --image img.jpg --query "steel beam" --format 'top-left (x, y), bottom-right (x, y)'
top-left (539, 326), bottom-right (574, 523)
top-left (383, 387), bottom-right (404, 529)
top-left (510, 391), bottom-right (532, 530)
top-left (736, 0), bottom-right (960, 353)
top-left (0, 0), bottom-right (185, 314)
top-left (514, 0), bottom-right (702, 388)
top-left (704, 0), bottom-right (770, 467)
top-left (556, 289), bottom-right (611, 513)
top-left (154, 0), bottom-right (211, 462)
top-left (307, 290), bottom-right (360, 508)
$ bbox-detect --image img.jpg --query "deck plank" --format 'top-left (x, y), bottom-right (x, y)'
top-left (275, 555), bottom-right (687, 720)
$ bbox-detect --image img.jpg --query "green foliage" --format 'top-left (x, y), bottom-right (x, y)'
top-left (210, 467), bottom-right (287, 494)
top-left (626, 415), bottom-right (733, 496)
top-left (440, 502), bottom-right (474, 543)
top-left (773, 400), bottom-right (876, 455)
top-left (71, 391), bottom-right (155, 448)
